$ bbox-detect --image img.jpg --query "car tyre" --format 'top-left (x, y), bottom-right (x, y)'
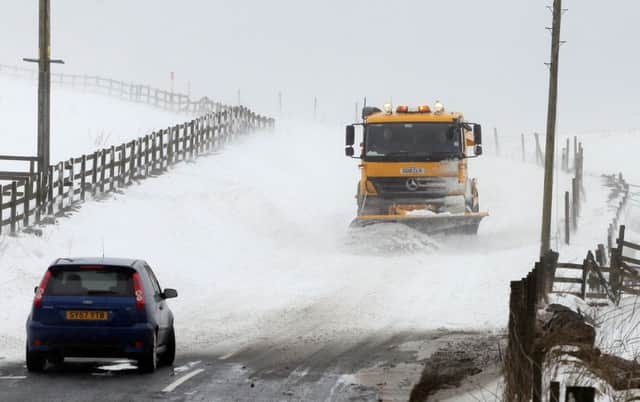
top-left (26, 346), bottom-right (46, 372)
top-left (160, 328), bottom-right (176, 366)
top-left (138, 333), bottom-right (157, 374)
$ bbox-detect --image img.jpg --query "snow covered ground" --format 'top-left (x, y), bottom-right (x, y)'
top-left (0, 75), bottom-right (186, 169)
top-left (1, 77), bottom-right (637, 400)
top-left (0, 113), bottom-right (595, 363)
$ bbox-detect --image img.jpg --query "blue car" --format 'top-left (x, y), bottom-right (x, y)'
top-left (26, 257), bottom-right (178, 373)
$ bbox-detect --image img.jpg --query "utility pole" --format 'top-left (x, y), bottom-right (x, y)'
top-left (278, 91), bottom-right (282, 115)
top-left (23, 0), bottom-right (64, 177)
top-left (540, 0), bottom-right (563, 257)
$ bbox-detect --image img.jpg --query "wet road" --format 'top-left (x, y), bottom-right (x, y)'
top-left (0, 330), bottom-right (501, 402)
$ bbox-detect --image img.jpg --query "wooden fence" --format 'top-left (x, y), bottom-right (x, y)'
top-left (505, 251), bottom-right (558, 402)
top-left (0, 64), bottom-right (224, 115)
top-left (505, 173), bottom-right (634, 400)
top-left (0, 108), bottom-right (274, 236)
top-left (562, 139), bottom-right (585, 244)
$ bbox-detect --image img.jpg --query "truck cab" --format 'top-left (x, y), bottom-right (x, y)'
top-left (345, 102), bottom-right (486, 234)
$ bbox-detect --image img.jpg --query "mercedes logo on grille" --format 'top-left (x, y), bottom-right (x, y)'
top-left (406, 178), bottom-right (419, 191)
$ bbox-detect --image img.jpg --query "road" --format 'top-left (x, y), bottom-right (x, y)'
top-left (0, 330), bottom-right (501, 401)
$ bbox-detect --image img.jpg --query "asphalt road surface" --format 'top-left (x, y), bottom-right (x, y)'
top-left (0, 330), bottom-right (501, 402)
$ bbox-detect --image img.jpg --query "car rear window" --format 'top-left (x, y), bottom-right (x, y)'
top-left (45, 267), bottom-right (134, 297)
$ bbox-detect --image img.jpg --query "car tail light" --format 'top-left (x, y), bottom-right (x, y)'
top-left (33, 271), bottom-right (52, 309)
top-left (132, 273), bottom-right (145, 311)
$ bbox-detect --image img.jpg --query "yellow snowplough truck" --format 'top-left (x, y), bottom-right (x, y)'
top-left (344, 102), bottom-right (488, 235)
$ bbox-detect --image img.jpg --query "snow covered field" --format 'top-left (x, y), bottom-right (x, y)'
top-left (0, 75), bottom-right (185, 167)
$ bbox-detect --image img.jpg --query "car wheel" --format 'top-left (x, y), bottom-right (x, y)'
top-left (160, 328), bottom-right (176, 366)
top-left (26, 345), bottom-right (46, 372)
top-left (138, 333), bottom-right (157, 374)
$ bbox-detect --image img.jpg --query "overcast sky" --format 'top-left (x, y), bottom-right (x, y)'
top-left (1, 1), bottom-right (638, 134)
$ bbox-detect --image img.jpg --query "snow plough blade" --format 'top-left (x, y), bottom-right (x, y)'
top-left (349, 212), bottom-right (488, 235)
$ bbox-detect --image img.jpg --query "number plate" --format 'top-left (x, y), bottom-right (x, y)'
top-left (65, 311), bottom-right (108, 321)
top-left (400, 167), bottom-right (424, 175)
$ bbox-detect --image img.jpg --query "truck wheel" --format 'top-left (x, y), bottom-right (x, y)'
top-left (26, 345), bottom-right (46, 372)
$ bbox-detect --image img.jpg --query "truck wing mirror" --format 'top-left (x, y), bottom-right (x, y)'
top-left (473, 124), bottom-right (482, 145)
top-left (345, 147), bottom-right (354, 157)
top-left (345, 125), bottom-right (355, 146)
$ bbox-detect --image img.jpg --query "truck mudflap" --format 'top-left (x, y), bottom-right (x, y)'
top-left (350, 211), bottom-right (488, 235)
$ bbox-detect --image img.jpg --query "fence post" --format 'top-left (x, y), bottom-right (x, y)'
top-left (174, 125), bottom-right (181, 164)
top-left (534, 133), bottom-right (542, 165)
top-left (524, 272), bottom-right (537, 401)
top-left (167, 128), bottom-right (173, 167)
top-left (564, 191), bottom-right (570, 244)
top-left (118, 145), bottom-right (126, 187)
top-left (136, 139), bottom-right (143, 177)
top-left (129, 141), bottom-right (136, 183)
top-left (91, 151), bottom-right (98, 195)
top-left (109, 146), bottom-right (115, 192)
top-left (10, 181), bottom-right (17, 234)
top-left (151, 133), bottom-right (158, 173)
top-left (190, 121), bottom-right (196, 159)
top-left (48, 167), bottom-right (54, 215)
top-left (580, 256), bottom-right (589, 299)
top-left (0, 184), bottom-right (3, 235)
top-left (80, 155), bottom-right (86, 201)
top-left (68, 158), bottom-right (74, 204)
top-left (182, 124), bottom-right (188, 161)
top-left (57, 163), bottom-right (64, 212)
top-left (23, 177), bottom-right (31, 227)
top-left (35, 172), bottom-right (42, 224)
top-left (572, 178), bottom-right (578, 229)
top-left (596, 244), bottom-right (606, 267)
top-left (100, 151), bottom-right (106, 194)
top-left (159, 129), bottom-right (162, 171)
top-left (611, 225), bottom-right (626, 304)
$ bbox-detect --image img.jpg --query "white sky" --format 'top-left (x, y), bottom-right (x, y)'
top-left (1, 1), bottom-right (638, 133)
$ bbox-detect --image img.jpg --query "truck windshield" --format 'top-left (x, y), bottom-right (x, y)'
top-left (364, 123), bottom-right (462, 161)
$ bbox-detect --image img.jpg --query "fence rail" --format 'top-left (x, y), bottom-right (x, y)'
top-left (0, 108), bottom-right (274, 236)
top-left (0, 64), bottom-right (224, 115)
